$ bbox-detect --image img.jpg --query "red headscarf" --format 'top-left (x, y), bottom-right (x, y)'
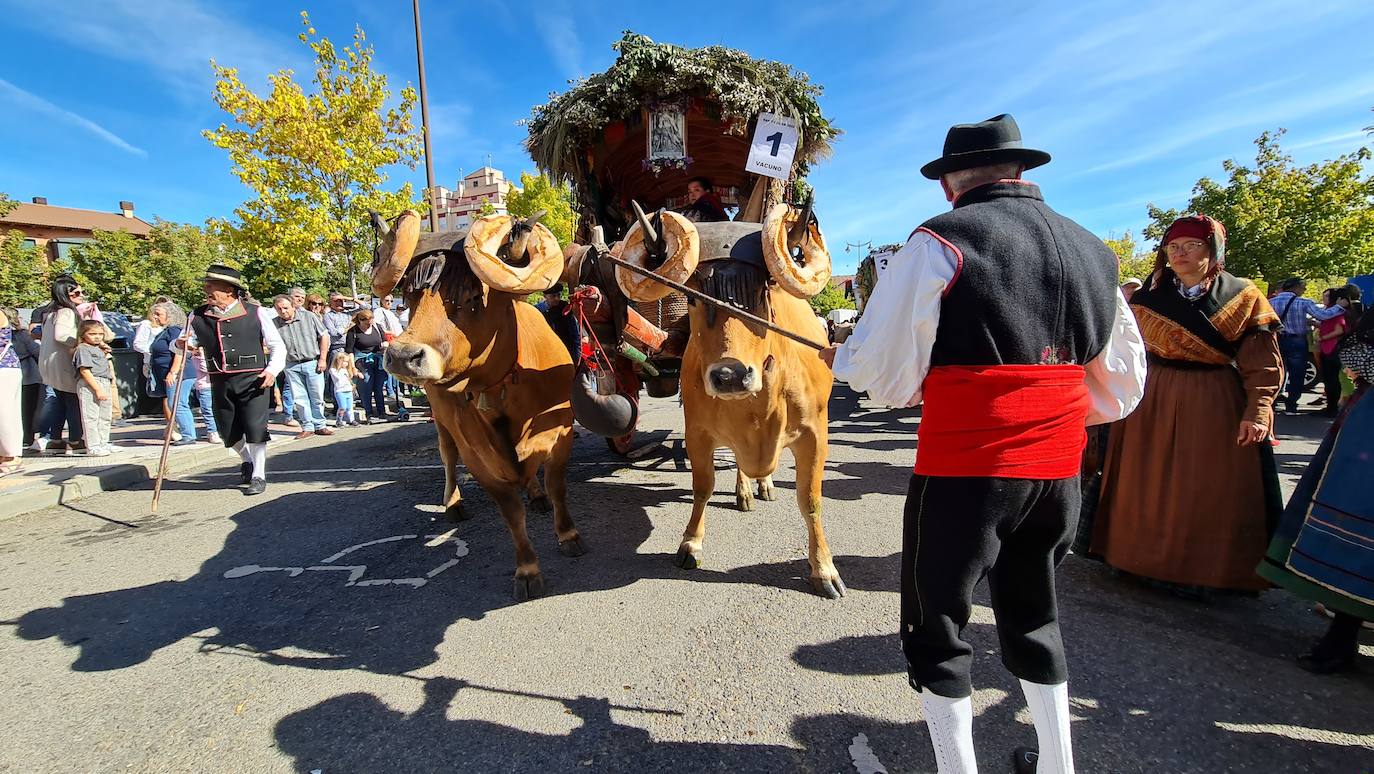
top-left (1150, 214), bottom-right (1227, 289)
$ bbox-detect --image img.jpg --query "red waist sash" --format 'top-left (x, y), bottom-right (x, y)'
top-left (915, 365), bottom-right (1090, 479)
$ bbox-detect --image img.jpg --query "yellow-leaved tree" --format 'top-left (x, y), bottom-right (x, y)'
top-left (504, 172), bottom-right (577, 247)
top-left (204, 13), bottom-right (422, 297)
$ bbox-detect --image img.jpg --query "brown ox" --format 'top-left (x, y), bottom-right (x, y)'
top-left (614, 201), bottom-right (845, 598)
top-left (371, 210), bottom-right (583, 601)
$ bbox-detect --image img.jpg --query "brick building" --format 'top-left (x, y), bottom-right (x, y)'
top-left (429, 166), bottom-right (519, 232)
top-left (1, 196), bottom-right (152, 263)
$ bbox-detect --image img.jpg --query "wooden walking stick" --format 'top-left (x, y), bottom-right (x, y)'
top-left (151, 328), bottom-right (192, 514)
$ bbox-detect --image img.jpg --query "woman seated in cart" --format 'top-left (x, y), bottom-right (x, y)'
top-left (683, 177), bottom-right (729, 222)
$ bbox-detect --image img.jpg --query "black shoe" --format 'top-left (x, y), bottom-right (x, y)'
top-left (245, 478), bottom-right (267, 496)
top-left (1297, 651), bottom-right (1356, 674)
top-left (240, 461), bottom-right (253, 484)
top-left (1012, 747), bottom-right (1038, 774)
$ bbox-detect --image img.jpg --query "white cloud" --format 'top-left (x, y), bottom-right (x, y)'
top-left (534, 14), bottom-right (583, 81)
top-left (0, 0), bottom-right (301, 99)
top-left (1286, 130), bottom-right (1369, 153)
top-left (0, 77), bottom-right (146, 157)
top-left (1075, 76), bottom-right (1374, 176)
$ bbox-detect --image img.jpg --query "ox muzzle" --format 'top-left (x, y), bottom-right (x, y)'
top-left (384, 341), bottom-right (444, 384)
top-left (705, 357), bottom-right (762, 398)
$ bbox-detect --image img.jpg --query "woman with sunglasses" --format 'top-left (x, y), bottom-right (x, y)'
top-left (34, 275), bottom-right (87, 454)
top-left (1091, 215), bottom-right (1285, 597)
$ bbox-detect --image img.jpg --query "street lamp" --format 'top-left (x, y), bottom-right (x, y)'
top-left (413, 0), bottom-right (438, 232)
top-left (845, 240), bottom-right (872, 254)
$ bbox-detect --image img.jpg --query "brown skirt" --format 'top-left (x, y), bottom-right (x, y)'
top-left (1092, 362), bottom-right (1272, 590)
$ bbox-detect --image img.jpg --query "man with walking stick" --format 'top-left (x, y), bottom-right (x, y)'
top-left (177, 264), bottom-right (285, 495)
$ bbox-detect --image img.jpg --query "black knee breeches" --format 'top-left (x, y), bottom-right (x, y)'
top-left (901, 473), bottom-right (1079, 698)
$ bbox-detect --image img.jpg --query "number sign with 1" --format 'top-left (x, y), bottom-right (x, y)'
top-left (746, 112), bottom-right (799, 180)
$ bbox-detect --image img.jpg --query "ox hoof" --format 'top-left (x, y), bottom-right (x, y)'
top-left (513, 573), bottom-right (546, 602)
top-left (757, 482), bottom-right (776, 501)
top-left (444, 503), bottom-right (471, 523)
top-left (674, 545), bottom-right (703, 570)
top-left (810, 575), bottom-right (848, 600)
top-left (735, 494), bottom-right (755, 512)
top-left (558, 536), bottom-right (587, 557)
top-left (528, 495), bottom-right (552, 514)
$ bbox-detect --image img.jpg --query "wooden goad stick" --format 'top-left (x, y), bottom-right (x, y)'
top-left (151, 329), bottom-right (193, 514)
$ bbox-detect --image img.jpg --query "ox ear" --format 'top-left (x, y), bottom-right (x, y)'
top-left (372, 210), bottom-right (422, 296)
top-left (614, 205), bottom-right (700, 302)
top-left (465, 213), bottom-right (563, 294)
top-left (762, 200), bottom-right (831, 298)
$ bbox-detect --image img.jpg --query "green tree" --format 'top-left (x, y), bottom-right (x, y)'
top-left (1102, 230), bottom-right (1156, 282)
top-left (808, 281), bottom-right (855, 316)
top-left (0, 192), bottom-right (55, 307)
top-left (504, 172), bottom-right (577, 246)
top-left (204, 12), bottom-right (422, 296)
top-left (67, 221), bottom-right (224, 313)
top-left (0, 230), bottom-right (51, 307)
top-left (1144, 130), bottom-right (1374, 286)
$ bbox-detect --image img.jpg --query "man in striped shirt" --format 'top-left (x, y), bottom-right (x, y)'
top-left (1269, 277), bottom-right (1344, 413)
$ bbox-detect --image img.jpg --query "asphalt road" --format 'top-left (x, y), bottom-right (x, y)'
top-left (0, 387), bottom-right (1369, 773)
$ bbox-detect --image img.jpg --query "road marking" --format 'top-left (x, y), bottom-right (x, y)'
top-left (1213, 722), bottom-right (1374, 747)
top-left (848, 733), bottom-right (888, 774)
top-left (321, 534), bottom-right (417, 563)
top-left (223, 533), bottom-right (469, 589)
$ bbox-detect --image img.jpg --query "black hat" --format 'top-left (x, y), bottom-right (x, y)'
top-left (920, 114), bottom-right (1051, 180)
top-left (200, 263), bottom-right (247, 289)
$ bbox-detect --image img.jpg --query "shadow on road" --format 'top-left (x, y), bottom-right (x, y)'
top-left (273, 673), bottom-right (933, 773)
top-left (790, 564), bottom-right (1374, 772)
top-left (8, 427), bottom-right (688, 675)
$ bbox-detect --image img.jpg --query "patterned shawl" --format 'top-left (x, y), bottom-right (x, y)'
top-left (1130, 268), bottom-right (1279, 364)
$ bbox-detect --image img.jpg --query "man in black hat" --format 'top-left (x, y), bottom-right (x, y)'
top-left (181, 264), bottom-right (285, 495)
top-left (821, 114), bottom-right (1147, 773)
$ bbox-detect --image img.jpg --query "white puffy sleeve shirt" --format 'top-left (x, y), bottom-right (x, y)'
top-left (831, 231), bottom-right (954, 408)
top-left (831, 231), bottom-right (1147, 424)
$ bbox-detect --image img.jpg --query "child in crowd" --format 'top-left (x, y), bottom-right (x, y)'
top-left (73, 320), bottom-right (114, 457)
top-left (329, 351), bottom-right (359, 427)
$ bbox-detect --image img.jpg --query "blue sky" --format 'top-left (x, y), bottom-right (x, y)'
top-left (2, 0), bottom-right (1372, 274)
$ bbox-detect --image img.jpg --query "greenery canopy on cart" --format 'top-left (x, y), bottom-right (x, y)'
top-left (524, 32), bottom-right (840, 213)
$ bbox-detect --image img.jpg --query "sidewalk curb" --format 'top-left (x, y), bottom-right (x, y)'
top-left (0, 436), bottom-right (298, 522)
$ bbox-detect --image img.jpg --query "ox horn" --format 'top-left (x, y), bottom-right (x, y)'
top-left (506, 209), bottom-right (549, 264)
top-left (762, 200), bottom-right (831, 298)
top-left (370, 209), bottom-right (390, 237)
top-left (371, 209), bottom-right (421, 297)
top-left (614, 208), bottom-right (700, 303)
top-left (786, 192), bottom-right (814, 252)
top-left (630, 200), bottom-right (661, 253)
top-left (465, 213), bottom-right (564, 294)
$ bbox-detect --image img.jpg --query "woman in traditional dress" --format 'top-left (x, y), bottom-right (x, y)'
top-left (1258, 312), bottom-right (1374, 672)
top-left (1092, 215), bottom-right (1283, 594)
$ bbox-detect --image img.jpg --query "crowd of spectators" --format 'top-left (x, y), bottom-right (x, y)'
top-left (0, 278), bottom-right (414, 476)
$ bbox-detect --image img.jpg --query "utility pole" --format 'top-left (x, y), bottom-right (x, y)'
top-left (412, 0), bottom-right (438, 232)
top-left (845, 240), bottom-right (873, 255)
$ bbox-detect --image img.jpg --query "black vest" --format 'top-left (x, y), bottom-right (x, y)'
top-left (192, 302), bottom-right (267, 375)
top-left (921, 181), bottom-right (1118, 367)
